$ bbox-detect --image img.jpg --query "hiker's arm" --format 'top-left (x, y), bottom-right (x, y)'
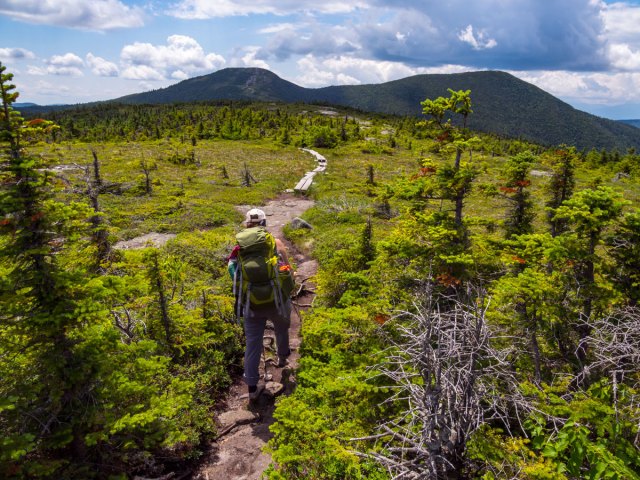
top-left (275, 238), bottom-right (291, 266)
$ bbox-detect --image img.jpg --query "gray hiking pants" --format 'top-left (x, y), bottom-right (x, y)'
top-left (243, 300), bottom-right (291, 387)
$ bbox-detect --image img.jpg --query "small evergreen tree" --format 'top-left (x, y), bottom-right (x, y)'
top-left (554, 186), bottom-right (627, 362)
top-left (146, 249), bottom-right (174, 352)
top-left (241, 162), bottom-right (257, 186)
top-left (606, 210), bottom-right (640, 307)
top-left (501, 151), bottom-right (536, 238)
top-left (421, 89), bottom-right (480, 236)
top-left (365, 164), bottom-right (375, 185)
top-left (359, 217), bottom-right (375, 268)
top-left (546, 147), bottom-right (576, 237)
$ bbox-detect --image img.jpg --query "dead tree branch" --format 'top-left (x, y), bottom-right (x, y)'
top-left (361, 287), bottom-right (530, 479)
top-left (580, 307), bottom-right (640, 447)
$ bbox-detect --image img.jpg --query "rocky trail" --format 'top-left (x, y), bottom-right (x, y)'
top-left (189, 194), bottom-right (317, 480)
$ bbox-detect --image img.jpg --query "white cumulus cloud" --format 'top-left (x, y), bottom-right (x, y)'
top-left (120, 35), bottom-right (226, 81)
top-left (602, 1), bottom-right (640, 45)
top-left (602, 2), bottom-right (640, 72)
top-left (121, 65), bottom-right (164, 81)
top-left (608, 43), bottom-right (640, 71)
top-left (458, 25), bottom-right (497, 50)
top-left (230, 46), bottom-right (271, 69)
top-left (512, 70), bottom-right (640, 105)
top-left (171, 70), bottom-right (189, 80)
top-left (0, 0), bottom-right (145, 30)
top-left (258, 23), bottom-right (299, 34)
top-left (49, 53), bottom-right (84, 67)
top-left (29, 52), bottom-right (85, 76)
top-left (294, 54), bottom-right (473, 87)
top-left (86, 53), bottom-right (119, 77)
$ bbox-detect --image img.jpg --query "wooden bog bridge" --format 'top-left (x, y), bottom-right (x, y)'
top-left (294, 148), bottom-right (326, 193)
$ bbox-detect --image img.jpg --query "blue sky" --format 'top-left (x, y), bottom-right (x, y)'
top-left (2, 0), bottom-right (640, 119)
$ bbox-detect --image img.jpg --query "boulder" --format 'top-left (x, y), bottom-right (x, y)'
top-left (264, 381), bottom-right (285, 398)
top-left (290, 217), bottom-right (313, 230)
top-left (218, 409), bottom-right (259, 429)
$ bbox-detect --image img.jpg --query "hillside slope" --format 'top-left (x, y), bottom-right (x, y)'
top-left (310, 71), bottom-right (640, 151)
top-left (45, 67), bottom-right (640, 151)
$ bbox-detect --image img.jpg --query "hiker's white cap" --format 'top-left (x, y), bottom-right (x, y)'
top-left (245, 208), bottom-right (266, 225)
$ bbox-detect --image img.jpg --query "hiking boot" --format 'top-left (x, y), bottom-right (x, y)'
top-left (276, 349), bottom-right (291, 368)
top-left (248, 384), bottom-right (264, 403)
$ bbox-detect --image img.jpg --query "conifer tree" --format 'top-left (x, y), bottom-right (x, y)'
top-left (146, 249), bottom-right (174, 351)
top-left (554, 186), bottom-right (627, 362)
top-left (606, 210), bottom-right (640, 307)
top-left (501, 151), bottom-right (536, 239)
top-left (0, 61), bottom-right (102, 475)
top-left (359, 217), bottom-right (375, 268)
top-left (365, 164), bottom-right (375, 185)
top-left (421, 89), bottom-right (479, 235)
top-left (546, 147), bottom-right (576, 237)
top-left (1, 64), bottom-right (211, 478)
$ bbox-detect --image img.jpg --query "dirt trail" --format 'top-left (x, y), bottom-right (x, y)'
top-left (191, 193), bottom-right (317, 480)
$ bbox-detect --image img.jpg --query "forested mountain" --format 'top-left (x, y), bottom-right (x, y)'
top-left (117, 67), bottom-right (309, 104)
top-left (107, 67), bottom-right (640, 151)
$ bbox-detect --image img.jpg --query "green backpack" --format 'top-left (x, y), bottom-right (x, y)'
top-left (233, 227), bottom-right (294, 318)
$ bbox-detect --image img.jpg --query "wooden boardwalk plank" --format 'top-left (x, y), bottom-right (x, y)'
top-left (295, 148), bottom-right (327, 192)
top-left (294, 176), bottom-right (315, 192)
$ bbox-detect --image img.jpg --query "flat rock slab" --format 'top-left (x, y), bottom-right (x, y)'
top-left (530, 169), bottom-right (552, 177)
top-left (264, 382), bottom-right (285, 398)
top-left (218, 409), bottom-right (260, 430)
top-left (114, 232), bottom-right (177, 250)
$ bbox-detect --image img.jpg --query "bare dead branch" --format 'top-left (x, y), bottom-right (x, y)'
top-left (579, 307), bottom-right (640, 447)
top-left (357, 286), bottom-right (532, 479)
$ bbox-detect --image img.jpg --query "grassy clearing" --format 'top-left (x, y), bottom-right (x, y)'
top-left (33, 134), bottom-right (640, 248)
top-left (35, 140), bottom-right (316, 239)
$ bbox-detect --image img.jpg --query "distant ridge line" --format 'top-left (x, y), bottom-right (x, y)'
top-left (24, 67), bottom-right (640, 151)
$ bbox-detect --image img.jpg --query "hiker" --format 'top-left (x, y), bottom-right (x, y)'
top-left (228, 208), bottom-right (294, 402)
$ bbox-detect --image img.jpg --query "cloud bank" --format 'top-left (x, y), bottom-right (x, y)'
top-left (0, 0), bottom-right (145, 30)
top-left (252, 0), bottom-right (609, 71)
